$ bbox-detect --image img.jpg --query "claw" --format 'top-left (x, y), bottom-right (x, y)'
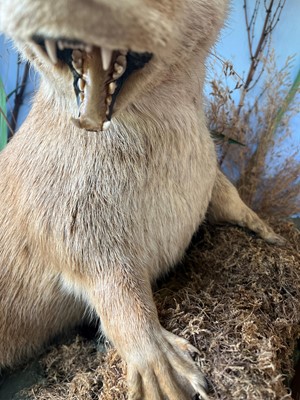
top-left (186, 343), bottom-right (201, 361)
top-left (193, 383), bottom-right (210, 400)
top-left (264, 233), bottom-right (286, 246)
top-left (126, 328), bottom-right (208, 400)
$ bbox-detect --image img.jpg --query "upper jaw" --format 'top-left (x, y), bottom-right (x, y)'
top-left (32, 36), bottom-right (152, 132)
top-left (0, 0), bottom-right (176, 131)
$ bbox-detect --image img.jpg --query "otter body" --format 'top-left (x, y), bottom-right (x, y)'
top-left (0, 1), bottom-right (283, 398)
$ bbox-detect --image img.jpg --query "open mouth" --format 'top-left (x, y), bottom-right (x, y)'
top-left (32, 37), bottom-right (152, 132)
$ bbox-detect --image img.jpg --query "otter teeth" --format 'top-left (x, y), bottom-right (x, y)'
top-left (106, 96), bottom-right (112, 106)
top-left (101, 48), bottom-right (113, 71)
top-left (45, 40), bottom-right (127, 77)
top-left (72, 49), bottom-right (83, 64)
top-left (102, 121), bottom-right (111, 131)
top-left (68, 47), bottom-right (128, 131)
top-left (77, 78), bottom-right (85, 92)
top-left (108, 82), bottom-right (117, 95)
top-left (72, 50), bottom-right (83, 74)
top-left (45, 39), bottom-right (58, 64)
top-left (113, 64), bottom-right (126, 80)
top-left (57, 40), bottom-right (92, 52)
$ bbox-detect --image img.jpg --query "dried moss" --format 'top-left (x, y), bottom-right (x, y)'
top-left (26, 221), bottom-right (300, 400)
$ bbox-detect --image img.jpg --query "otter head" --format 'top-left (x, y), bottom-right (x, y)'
top-left (0, 0), bottom-right (228, 132)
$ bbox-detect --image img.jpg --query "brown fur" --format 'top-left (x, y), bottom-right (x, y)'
top-left (0, 0), bottom-right (284, 398)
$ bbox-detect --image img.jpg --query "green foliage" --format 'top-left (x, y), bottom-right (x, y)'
top-left (272, 68), bottom-right (300, 136)
top-left (0, 76), bottom-right (8, 151)
top-left (210, 130), bottom-right (246, 147)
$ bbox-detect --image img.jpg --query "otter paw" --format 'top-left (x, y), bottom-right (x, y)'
top-left (126, 328), bottom-right (208, 400)
top-left (261, 231), bottom-right (286, 246)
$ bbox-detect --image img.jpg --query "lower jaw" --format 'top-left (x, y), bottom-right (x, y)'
top-left (33, 37), bottom-right (152, 132)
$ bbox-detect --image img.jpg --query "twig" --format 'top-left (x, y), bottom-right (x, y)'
top-left (9, 61), bottom-right (30, 139)
top-left (236, 0), bottom-right (286, 116)
top-left (208, 51), bottom-right (245, 83)
top-left (243, 0), bottom-right (274, 92)
top-left (0, 106), bottom-right (14, 137)
top-left (250, 0), bottom-right (261, 41)
top-left (268, 0), bottom-right (286, 32)
top-left (220, 0), bottom-right (286, 167)
top-left (244, 0), bottom-right (254, 60)
top-left (236, 68), bottom-right (299, 204)
top-left (6, 84), bottom-right (27, 100)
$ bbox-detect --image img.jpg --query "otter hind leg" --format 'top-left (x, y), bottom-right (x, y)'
top-left (208, 170), bottom-right (286, 245)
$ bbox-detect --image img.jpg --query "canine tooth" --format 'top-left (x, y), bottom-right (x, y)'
top-left (106, 96), bottom-right (112, 105)
top-left (78, 78), bottom-right (85, 91)
top-left (108, 82), bottom-right (117, 95)
top-left (106, 107), bottom-right (110, 116)
top-left (101, 48), bottom-right (113, 71)
top-left (103, 121), bottom-right (111, 131)
top-left (45, 39), bottom-right (58, 64)
top-left (80, 92), bottom-right (84, 102)
top-left (57, 40), bottom-right (64, 51)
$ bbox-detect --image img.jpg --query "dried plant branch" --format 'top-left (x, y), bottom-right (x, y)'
top-left (268, 0), bottom-right (286, 32)
top-left (6, 84), bottom-right (28, 100)
top-left (250, 0), bottom-right (261, 40)
top-left (244, 0), bottom-right (254, 59)
top-left (9, 61), bottom-right (30, 139)
top-left (237, 0), bottom-right (286, 115)
top-left (207, 2), bottom-right (299, 219)
top-left (238, 63), bottom-right (300, 206)
top-left (220, 1), bottom-right (288, 168)
top-left (0, 106), bottom-right (14, 137)
top-left (208, 51), bottom-right (244, 83)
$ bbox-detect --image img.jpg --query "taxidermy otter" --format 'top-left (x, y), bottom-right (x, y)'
top-left (0, 0), bottom-right (284, 398)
